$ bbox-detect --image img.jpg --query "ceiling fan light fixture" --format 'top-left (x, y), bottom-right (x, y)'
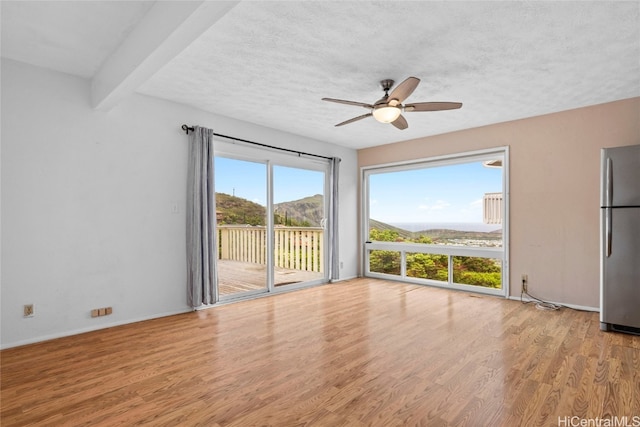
top-left (322, 76), bottom-right (461, 129)
top-left (372, 105), bottom-right (401, 123)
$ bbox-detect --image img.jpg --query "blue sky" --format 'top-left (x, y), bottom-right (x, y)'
top-left (214, 157), bottom-right (503, 224)
top-left (214, 157), bottom-right (324, 205)
top-left (369, 161), bottom-right (503, 223)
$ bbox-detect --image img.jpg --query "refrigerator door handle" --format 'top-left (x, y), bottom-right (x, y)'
top-left (606, 207), bottom-right (612, 257)
top-left (606, 157), bottom-right (613, 207)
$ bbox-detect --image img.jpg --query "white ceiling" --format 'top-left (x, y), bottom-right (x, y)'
top-left (0, 1), bottom-right (155, 78)
top-left (2, 1), bottom-right (639, 150)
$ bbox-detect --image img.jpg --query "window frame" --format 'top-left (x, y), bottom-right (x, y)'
top-left (361, 147), bottom-right (509, 297)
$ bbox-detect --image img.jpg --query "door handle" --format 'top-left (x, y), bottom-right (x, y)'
top-left (606, 157), bottom-right (613, 207)
top-left (606, 208), bottom-right (612, 257)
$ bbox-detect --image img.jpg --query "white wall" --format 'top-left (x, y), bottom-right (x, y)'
top-left (0, 59), bottom-right (358, 349)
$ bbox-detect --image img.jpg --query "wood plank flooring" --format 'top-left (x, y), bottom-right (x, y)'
top-left (2, 278), bottom-right (638, 426)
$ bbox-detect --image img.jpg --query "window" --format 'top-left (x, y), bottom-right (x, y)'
top-left (363, 148), bottom-right (508, 296)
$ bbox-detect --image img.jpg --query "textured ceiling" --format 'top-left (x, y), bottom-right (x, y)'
top-left (2, 1), bottom-right (639, 149)
top-left (1, 1), bottom-right (154, 78)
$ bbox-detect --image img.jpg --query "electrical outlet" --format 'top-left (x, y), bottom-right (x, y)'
top-left (24, 304), bottom-right (34, 317)
top-left (91, 306), bottom-right (113, 318)
top-left (521, 274), bottom-right (528, 293)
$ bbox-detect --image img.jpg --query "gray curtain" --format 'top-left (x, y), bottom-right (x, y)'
top-left (328, 157), bottom-right (340, 281)
top-left (186, 126), bottom-right (217, 307)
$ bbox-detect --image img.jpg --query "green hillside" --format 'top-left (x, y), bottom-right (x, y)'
top-left (215, 193), bottom-right (501, 242)
top-left (368, 219), bottom-right (502, 243)
top-left (274, 194), bottom-right (323, 227)
top-left (216, 193), bottom-right (265, 225)
top-left (413, 228), bottom-right (502, 241)
top-left (368, 219), bottom-right (414, 240)
top-left (215, 193), bottom-right (325, 227)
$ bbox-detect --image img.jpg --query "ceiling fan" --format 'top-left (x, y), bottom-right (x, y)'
top-left (322, 77), bottom-right (462, 130)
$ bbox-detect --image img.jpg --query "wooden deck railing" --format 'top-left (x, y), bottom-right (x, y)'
top-left (217, 225), bottom-right (324, 273)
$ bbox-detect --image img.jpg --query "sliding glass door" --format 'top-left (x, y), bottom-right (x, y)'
top-left (214, 157), bottom-right (268, 299)
top-left (273, 165), bottom-right (326, 288)
top-left (214, 151), bottom-right (329, 300)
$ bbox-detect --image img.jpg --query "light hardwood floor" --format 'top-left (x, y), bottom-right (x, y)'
top-left (2, 278), bottom-right (638, 426)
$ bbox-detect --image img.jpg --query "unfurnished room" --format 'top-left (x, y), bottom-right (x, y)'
top-left (1, 1), bottom-right (639, 426)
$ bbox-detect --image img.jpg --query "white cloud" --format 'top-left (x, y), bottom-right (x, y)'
top-left (469, 199), bottom-right (483, 209)
top-left (455, 199), bottom-right (484, 222)
top-left (418, 199), bottom-right (450, 211)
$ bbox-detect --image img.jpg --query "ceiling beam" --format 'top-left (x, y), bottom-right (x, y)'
top-left (91, 1), bottom-right (239, 111)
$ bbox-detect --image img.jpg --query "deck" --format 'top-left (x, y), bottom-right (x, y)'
top-left (217, 260), bottom-right (324, 296)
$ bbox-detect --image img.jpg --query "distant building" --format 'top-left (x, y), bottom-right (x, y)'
top-left (483, 160), bottom-right (502, 225)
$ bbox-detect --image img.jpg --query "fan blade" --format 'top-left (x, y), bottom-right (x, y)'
top-left (391, 114), bottom-right (408, 130)
top-left (388, 77), bottom-right (420, 103)
top-left (335, 113), bottom-right (373, 127)
top-left (404, 102), bottom-right (463, 112)
top-left (322, 98), bottom-right (373, 109)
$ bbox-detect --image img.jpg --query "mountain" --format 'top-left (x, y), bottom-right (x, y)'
top-left (215, 193), bottom-right (325, 227)
top-left (413, 228), bottom-right (502, 241)
top-left (368, 219), bottom-right (415, 240)
top-left (215, 193), bottom-right (265, 225)
top-left (215, 193), bottom-right (500, 240)
top-left (369, 219), bottom-right (502, 242)
top-left (274, 194), bottom-right (324, 227)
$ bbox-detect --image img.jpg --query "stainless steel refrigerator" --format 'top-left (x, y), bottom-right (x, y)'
top-left (600, 144), bottom-right (640, 334)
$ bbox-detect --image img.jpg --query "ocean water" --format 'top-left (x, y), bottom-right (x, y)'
top-left (389, 222), bottom-right (502, 233)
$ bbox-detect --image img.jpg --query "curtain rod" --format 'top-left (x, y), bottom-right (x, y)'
top-left (181, 125), bottom-right (334, 161)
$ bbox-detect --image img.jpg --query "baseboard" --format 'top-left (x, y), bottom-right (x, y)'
top-left (507, 295), bottom-right (598, 312)
top-left (331, 275), bottom-right (359, 283)
top-left (0, 308), bottom-right (193, 350)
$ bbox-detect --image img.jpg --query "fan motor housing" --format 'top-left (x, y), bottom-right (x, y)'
top-left (380, 79), bottom-right (395, 92)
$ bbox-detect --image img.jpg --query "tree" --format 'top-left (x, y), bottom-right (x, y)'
top-left (369, 228), bottom-right (402, 242)
top-left (368, 228), bottom-right (501, 288)
top-left (369, 250), bottom-right (401, 275)
top-left (406, 253), bottom-right (447, 280)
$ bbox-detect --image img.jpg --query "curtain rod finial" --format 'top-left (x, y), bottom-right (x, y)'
top-left (182, 124), bottom-right (194, 134)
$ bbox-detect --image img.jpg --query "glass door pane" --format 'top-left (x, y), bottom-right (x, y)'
top-left (272, 165), bottom-right (326, 287)
top-left (214, 157), bottom-right (268, 299)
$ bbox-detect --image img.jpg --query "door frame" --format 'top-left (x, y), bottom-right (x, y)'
top-left (213, 139), bottom-right (331, 301)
